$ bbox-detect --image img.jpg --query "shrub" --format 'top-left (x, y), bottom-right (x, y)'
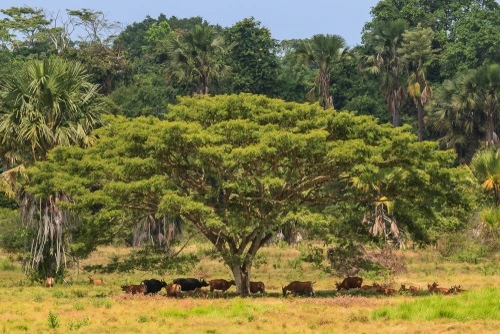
top-left (47, 311), bottom-right (60, 329)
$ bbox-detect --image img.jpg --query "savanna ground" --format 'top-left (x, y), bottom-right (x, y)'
top-left (0, 242), bottom-right (499, 334)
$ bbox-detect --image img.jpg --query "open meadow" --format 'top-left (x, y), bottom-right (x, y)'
top-left (0, 244), bottom-right (499, 334)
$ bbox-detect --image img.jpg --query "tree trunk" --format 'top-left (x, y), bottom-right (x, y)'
top-left (320, 72), bottom-right (333, 109)
top-left (391, 97), bottom-right (400, 127)
top-left (417, 99), bottom-right (424, 141)
top-left (486, 110), bottom-right (494, 147)
top-left (231, 264), bottom-right (251, 296)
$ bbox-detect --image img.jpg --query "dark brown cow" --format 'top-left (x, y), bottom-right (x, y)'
top-left (45, 277), bottom-right (55, 288)
top-left (121, 284), bottom-right (145, 295)
top-left (282, 281), bottom-right (315, 297)
top-left (335, 277), bottom-right (363, 291)
top-left (250, 281), bottom-right (266, 294)
top-left (428, 282), bottom-right (451, 295)
top-left (209, 279), bottom-right (235, 296)
top-left (165, 283), bottom-right (182, 297)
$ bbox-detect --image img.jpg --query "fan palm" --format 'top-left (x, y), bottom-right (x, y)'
top-left (471, 148), bottom-right (500, 206)
top-left (399, 24), bottom-right (435, 141)
top-left (0, 58), bottom-right (104, 279)
top-left (364, 20), bottom-right (408, 127)
top-left (0, 57), bottom-right (103, 165)
top-left (428, 70), bottom-right (482, 160)
top-left (474, 64), bottom-right (500, 147)
top-left (295, 34), bottom-right (346, 109)
top-left (167, 25), bottom-right (232, 95)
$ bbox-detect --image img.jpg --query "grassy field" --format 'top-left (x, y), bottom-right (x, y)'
top-left (0, 243), bottom-right (499, 334)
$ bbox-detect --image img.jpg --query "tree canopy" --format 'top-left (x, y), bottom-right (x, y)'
top-left (25, 94), bottom-right (473, 292)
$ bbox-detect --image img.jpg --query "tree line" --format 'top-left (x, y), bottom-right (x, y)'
top-left (0, 0), bottom-right (499, 294)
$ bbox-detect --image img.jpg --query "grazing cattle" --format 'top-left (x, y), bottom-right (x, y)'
top-left (45, 277), bottom-right (55, 288)
top-left (377, 287), bottom-right (398, 295)
top-left (88, 276), bottom-right (106, 285)
top-left (400, 284), bottom-right (420, 293)
top-left (209, 279), bottom-right (235, 296)
top-left (282, 281), bottom-right (315, 297)
top-left (361, 284), bottom-right (379, 291)
top-left (121, 284), bottom-right (145, 295)
top-left (173, 278), bottom-right (209, 292)
top-left (165, 283), bottom-right (182, 297)
top-left (427, 282), bottom-right (451, 295)
top-left (141, 279), bottom-right (167, 295)
top-left (250, 281), bottom-right (266, 294)
top-left (335, 277), bottom-right (363, 291)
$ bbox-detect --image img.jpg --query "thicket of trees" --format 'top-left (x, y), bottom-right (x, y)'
top-left (0, 1), bottom-right (498, 293)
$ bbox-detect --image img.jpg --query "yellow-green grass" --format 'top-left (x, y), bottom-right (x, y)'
top-left (0, 244), bottom-right (499, 333)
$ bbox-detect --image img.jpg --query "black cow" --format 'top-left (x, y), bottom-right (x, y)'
top-left (172, 278), bottom-right (209, 292)
top-left (141, 279), bottom-right (167, 295)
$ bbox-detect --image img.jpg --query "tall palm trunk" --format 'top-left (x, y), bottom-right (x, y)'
top-left (320, 71), bottom-right (333, 109)
top-left (417, 99), bottom-right (424, 141)
top-left (486, 108), bottom-right (495, 147)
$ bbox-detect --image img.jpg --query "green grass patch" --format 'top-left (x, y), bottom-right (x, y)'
top-left (158, 299), bottom-right (275, 319)
top-left (372, 288), bottom-right (500, 321)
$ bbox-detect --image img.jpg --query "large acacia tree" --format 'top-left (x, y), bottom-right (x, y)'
top-left (28, 94), bottom-right (471, 293)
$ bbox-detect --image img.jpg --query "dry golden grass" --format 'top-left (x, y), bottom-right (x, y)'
top-left (0, 244), bottom-right (498, 333)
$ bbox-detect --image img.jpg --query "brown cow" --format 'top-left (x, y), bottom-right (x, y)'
top-left (361, 284), bottom-right (379, 291)
top-left (282, 281), bottom-right (315, 297)
top-left (45, 277), bottom-right (55, 288)
top-left (165, 283), bottom-right (182, 297)
top-left (88, 275), bottom-right (106, 285)
top-left (209, 279), bottom-right (235, 296)
top-left (428, 282), bottom-right (451, 295)
top-left (250, 281), bottom-right (266, 294)
top-left (121, 284), bottom-right (145, 295)
top-left (336, 277), bottom-right (363, 291)
top-left (400, 284), bottom-right (420, 293)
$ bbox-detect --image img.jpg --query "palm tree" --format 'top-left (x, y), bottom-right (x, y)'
top-left (399, 24), bottom-right (434, 141)
top-left (0, 58), bottom-right (103, 165)
top-left (294, 34), bottom-right (346, 109)
top-left (429, 64), bottom-right (500, 160)
top-left (167, 25), bottom-right (232, 95)
top-left (0, 57), bottom-right (104, 279)
top-left (428, 70), bottom-right (482, 161)
top-left (364, 20), bottom-right (408, 127)
top-left (474, 64), bottom-right (500, 147)
top-left (471, 148), bottom-right (500, 206)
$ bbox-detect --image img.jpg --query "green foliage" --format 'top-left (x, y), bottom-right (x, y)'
top-left (68, 316), bottom-right (89, 330)
top-left (47, 311), bottom-right (60, 329)
top-left (0, 57), bottom-right (105, 164)
top-left (83, 245), bottom-right (199, 275)
top-left (166, 25), bottom-right (232, 94)
top-left (0, 208), bottom-right (25, 254)
top-left (25, 93), bottom-right (473, 292)
top-left (223, 17), bottom-right (280, 96)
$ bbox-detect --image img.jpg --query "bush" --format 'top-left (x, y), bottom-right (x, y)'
top-left (47, 311), bottom-right (60, 329)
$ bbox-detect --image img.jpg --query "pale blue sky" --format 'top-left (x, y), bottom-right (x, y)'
top-left (2, 0), bottom-right (381, 46)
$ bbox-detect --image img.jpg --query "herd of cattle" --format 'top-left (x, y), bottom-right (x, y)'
top-left (42, 275), bottom-right (465, 298)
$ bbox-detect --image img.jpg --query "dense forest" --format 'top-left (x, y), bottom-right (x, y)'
top-left (0, 0), bottom-right (499, 294)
